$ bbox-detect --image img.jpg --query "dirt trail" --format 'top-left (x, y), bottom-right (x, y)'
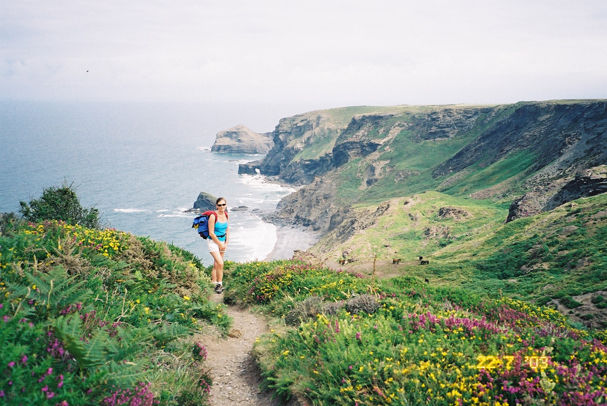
top-left (192, 293), bottom-right (284, 406)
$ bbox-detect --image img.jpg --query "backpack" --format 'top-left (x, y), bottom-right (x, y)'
top-left (192, 210), bottom-right (228, 239)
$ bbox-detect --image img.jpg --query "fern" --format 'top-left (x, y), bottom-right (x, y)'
top-left (110, 326), bottom-right (153, 361)
top-left (82, 329), bottom-right (110, 367)
top-left (21, 266), bottom-right (92, 315)
top-left (103, 360), bottom-right (146, 388)
top-left (152, 321), bottom-right (192, 347)
top-left (52, 315), bottom-right (87, 365)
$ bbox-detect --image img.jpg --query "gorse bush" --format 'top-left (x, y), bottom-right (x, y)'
top-left (0, 218), bottom-right (227, 405)
top-left (225, 261), bottom-right (371, 320)
top-left (19, 182), bottom-right (101, 229)
top-left (236, 262), bottom-right (367, 304)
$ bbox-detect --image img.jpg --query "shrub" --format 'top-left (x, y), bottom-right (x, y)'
top-left (19, 181), bottom-right (100, 229)
top-left (560, 296), bottom-right (583, 309)
top-left (0, 212), bottom-right (21, 236)
top-left (285, 296), bottom-right (323, 326)
top-left (0, 219), bottom-right (225, 405)
top-left (345, 294), bottom-right (379, 315)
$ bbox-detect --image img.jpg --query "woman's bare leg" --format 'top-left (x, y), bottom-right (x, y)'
top-left (210, 251), bottom-right (223, 284)
top-left (217, 251), bottom-right (225, 283)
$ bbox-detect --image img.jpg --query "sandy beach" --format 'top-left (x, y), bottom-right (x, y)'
top-left (264, 224), bottom-right (321, 261)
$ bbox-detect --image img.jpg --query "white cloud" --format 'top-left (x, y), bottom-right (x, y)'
top-left (1, 0), bottom-right (606, 104)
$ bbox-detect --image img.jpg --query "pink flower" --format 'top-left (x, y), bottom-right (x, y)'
top-left (21, 355), bottom-right (27, 364)
top-left (7, 361), bottom-right (15, 367)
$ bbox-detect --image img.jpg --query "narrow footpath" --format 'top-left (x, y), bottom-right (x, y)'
top-left (192, 293), bottom-right (286, 406)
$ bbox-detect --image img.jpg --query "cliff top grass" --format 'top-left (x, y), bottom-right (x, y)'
top-left (289, 103), bottom-right (504, 163)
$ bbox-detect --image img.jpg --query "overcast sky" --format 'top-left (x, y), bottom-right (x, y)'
top-left (1, 0), bottom-right (606, 107)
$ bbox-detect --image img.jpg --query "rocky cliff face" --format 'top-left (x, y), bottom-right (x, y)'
top-left (250, 100), bottom-right (607, 234)
top-left (433, 101), bottom-right (607, 178)
top-left (265, 176), bottom-right (339, 232)
top-left (237, 107), bottom-right (406, 184)
top-left (507, 165), bottom-right (607, 221)
top-left (211, 125), bottom-right (273, 154)
top-left (246, 112), bottom-right (342, 184)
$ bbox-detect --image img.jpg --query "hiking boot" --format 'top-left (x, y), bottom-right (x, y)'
top-left (215, 284), bottom-right (223, 294)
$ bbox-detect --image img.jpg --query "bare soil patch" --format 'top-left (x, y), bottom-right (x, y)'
top-left (191, 293), bottom-right (293, 406)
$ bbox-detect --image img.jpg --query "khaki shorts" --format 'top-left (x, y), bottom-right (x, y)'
top-left (207, 239), bottom-right (222, 253)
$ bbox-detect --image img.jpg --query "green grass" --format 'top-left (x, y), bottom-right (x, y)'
top-left (293, 129), bottom-right (340, 161)
top-left (314, 191), bottom-right (607, 311)
top-left (318, 191), bottom-right (508, 262)
top-left (441, 150), bottom-right (538, 196)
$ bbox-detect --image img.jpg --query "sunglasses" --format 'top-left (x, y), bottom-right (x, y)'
top-left (217, 203), bottom-right (226, 207)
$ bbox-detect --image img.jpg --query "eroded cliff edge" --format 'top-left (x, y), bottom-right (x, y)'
top-left (239, 101), bottom-right (607, 236)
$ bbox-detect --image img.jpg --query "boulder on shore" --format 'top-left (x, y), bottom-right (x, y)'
top-left (211, 125), bottom-right (274, 154)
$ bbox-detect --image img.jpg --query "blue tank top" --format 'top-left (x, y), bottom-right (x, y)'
top-left (213, 218), bottom-right (228, 242)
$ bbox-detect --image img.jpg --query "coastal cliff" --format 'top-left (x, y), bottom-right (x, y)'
top-left (211, 124), bottom-right (273, 154)
top-left (242, 100), bottom-right (607, 233)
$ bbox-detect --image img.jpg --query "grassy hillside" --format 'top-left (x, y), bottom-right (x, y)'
top-left (312, 191), bottom-right (607, 328)
top-left (0, 219), bottom-right (228, 405)
top-left (223, 260), bottom-right (607, 405)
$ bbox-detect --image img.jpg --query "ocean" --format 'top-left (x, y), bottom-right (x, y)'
top-left (0, 101), bottom-right (300, 265)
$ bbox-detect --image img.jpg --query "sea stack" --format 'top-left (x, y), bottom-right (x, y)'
top-left (192, 192), bottom-right (217, 212)
top-left (211, 124), bottom-right (274, 154)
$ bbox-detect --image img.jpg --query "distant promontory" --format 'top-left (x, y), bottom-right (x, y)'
top-left (211, 124), bottom-right (274, 154)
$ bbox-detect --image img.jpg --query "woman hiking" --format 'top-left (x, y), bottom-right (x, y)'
top-left (208, 197), bottom-right (229, 294)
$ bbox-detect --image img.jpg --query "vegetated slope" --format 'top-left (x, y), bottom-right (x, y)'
top-left (0, 220), bottom-right (227, 405)
top-left (244, 100), bottom-right (607, 322)
top-left (314, 192), bottom-right (607, 328)
top-left (224, 260), bottom-right (607, 406)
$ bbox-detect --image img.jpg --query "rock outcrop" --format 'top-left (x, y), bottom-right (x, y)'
top-left (433, 101), bottom-right (607, 178)
top-left (508, 165), bottom-right (607, 222)
top-left (545, 167), bottom-right (607, 210)
top-left (192, 192), bottom-right (217, 212)
top-left (211, 125), bottom-right (273, 154)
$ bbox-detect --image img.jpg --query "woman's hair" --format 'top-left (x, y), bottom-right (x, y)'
top-left (216, 197), bottom-right (226, 205)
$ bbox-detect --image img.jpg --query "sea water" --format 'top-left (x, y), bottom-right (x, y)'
top-left (0, 101), bottom-right (295, 265)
